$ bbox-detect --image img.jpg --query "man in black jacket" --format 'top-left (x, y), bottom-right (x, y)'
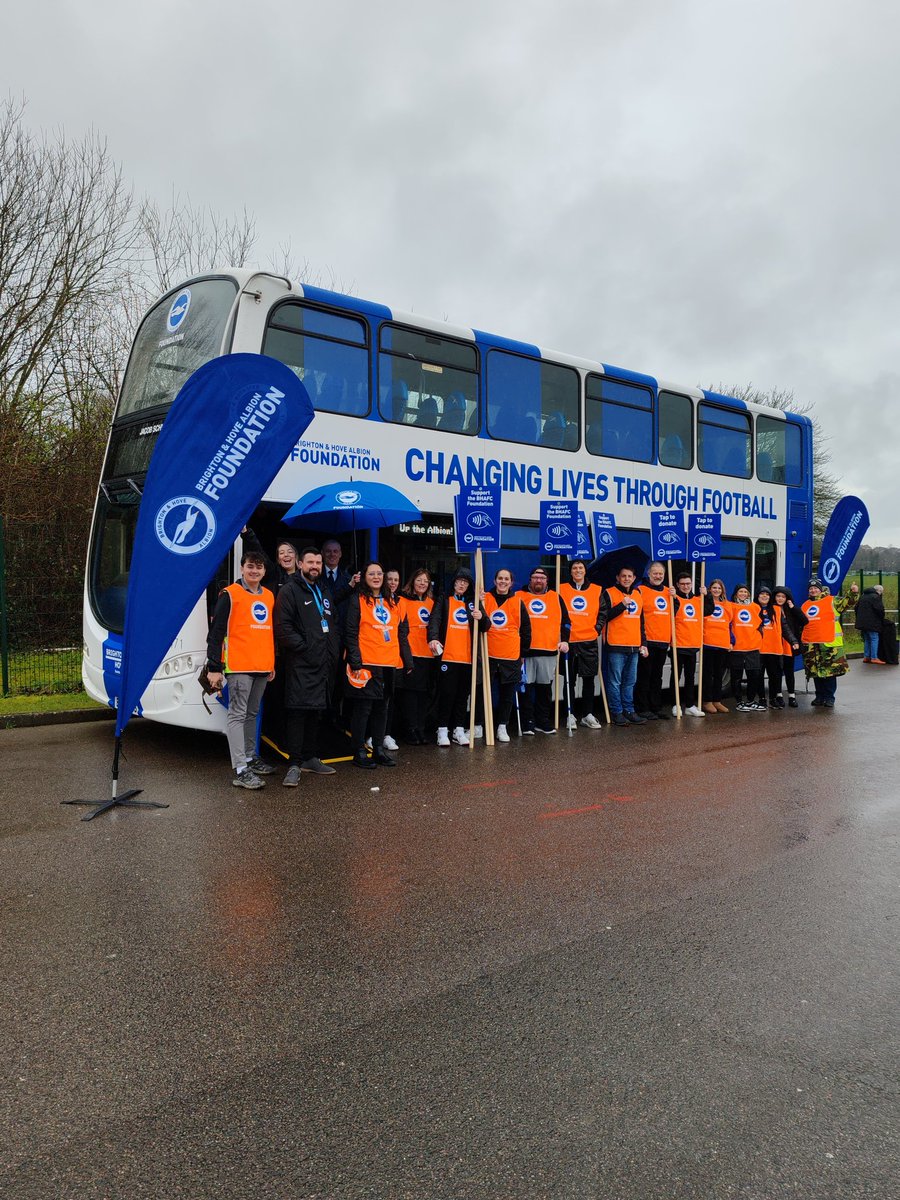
top-left (274, 547), bottom-right (341, 785)
top-left (856, 585), bottom-right (886, 663)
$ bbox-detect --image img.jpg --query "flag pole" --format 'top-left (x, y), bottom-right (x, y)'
top-left (61, 732), bottom-right (169, 821)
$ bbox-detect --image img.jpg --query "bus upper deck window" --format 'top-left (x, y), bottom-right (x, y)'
top-left (486, 351), bottom-right (579, 449)
top-left (585, 375), bottom-right (653, 463)
top-left (756, 415), bottom-right (803, 486)
top-left (378, 325), bottom-right (478, 434)
top-left (698, 402), bottom-right (751, 478)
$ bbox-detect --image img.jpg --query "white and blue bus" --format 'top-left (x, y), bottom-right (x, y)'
top-left (83, 269), bottom-right (814, 729)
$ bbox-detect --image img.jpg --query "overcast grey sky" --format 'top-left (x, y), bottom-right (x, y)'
top-left (5, 1), bottom-right (899, 542)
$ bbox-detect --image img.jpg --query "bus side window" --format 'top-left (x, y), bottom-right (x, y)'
top-left (418, 395), bottom-right (439, 428)
top-left (438, 392), bottom-right (467, 432)
top-left (541, 411), bottom-right (566, 448)
top-left (391, 380), bottom-right (409, 422)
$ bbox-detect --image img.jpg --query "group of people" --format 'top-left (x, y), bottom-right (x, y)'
top-left (205, 536), bottom-right (862, 788)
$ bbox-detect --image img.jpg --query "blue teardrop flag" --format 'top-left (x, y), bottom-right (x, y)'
top-left (114, 354), bottom-right (314, 736)
top-left (817, 496), bottom-right (869, 592)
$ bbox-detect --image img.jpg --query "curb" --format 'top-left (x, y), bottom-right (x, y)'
top-left (2, 707), bottom-right (116, 731)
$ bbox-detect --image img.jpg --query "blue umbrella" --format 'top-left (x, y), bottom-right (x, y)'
top-left (282, 481), bottom-right (421, 532)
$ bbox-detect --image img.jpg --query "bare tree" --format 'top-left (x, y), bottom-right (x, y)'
top-left (712, 383), bottom-right (842, 543)
top-left (137, 191), bottom-right (257, 297)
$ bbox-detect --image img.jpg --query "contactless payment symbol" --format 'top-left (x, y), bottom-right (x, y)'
top-left (466, 512), bottom-right (494, 529)
top-left (154, 497), bottom-right (216, 556)
top-left (166, 289), bottom-right (191, 333)
top-left (659, 531), bottom-right (679, 546)
top-left (599, 532), bottom-right (615, 547)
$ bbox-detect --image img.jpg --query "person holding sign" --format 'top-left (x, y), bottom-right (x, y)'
top-left (802, 578), bottom-right (859, 708)
top-left (516, 567), bottom-right (570, 735)
top-left (428, 567), bottom-right (481, 746)
top-left (397, 568), bottom-right (435, 744)
top-left (598, 566), bottom-right (648, 727)
top-left (635, 561), bottom-right (672, 720)
top-left (671, 571), bottom-right (705, 717)
top-left (730, 585), bottom-right (765, 712)
top-left (344, 562), bottom-right (412, 768)
top-left (560, 560), bottom-right (603, 729)
top-left (701, 578), bottom-right (732, 713)
top-left (481, 568), bottom-right (531, 742)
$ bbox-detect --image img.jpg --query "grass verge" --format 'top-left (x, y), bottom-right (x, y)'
top-left (0, 690), bottom-right (106, 717)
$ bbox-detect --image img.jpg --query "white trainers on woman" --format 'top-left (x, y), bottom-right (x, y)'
top-left (452, 726), bottom-right (470, 745)
top-left (436, 727), bottom-right (450, 747)
top-left (496, 724), bottom-right (510, 743)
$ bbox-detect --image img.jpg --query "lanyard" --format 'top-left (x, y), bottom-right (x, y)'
top-left (307, 581), bottom-right (329, 632)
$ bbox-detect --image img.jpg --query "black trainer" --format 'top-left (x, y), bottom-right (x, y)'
top-left (353, 750), bottom-right (376, 769)
top-left (301, 757), bottom-right (337, 775)
top-left (612, 713), bottom-right (629, 727)
top-left (625, 711), bottom-right (646, 724)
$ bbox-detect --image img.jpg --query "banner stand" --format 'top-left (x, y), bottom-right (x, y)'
top-left (61, 734), bottom-right (169, 822)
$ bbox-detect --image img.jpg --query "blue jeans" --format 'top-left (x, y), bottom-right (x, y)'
top-left (863, 631), bottom-right (880, 659)
top-left (607, 650), bottom-right (639, 714)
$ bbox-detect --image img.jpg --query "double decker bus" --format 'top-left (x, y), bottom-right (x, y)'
top-left (83, 269), bottom-right (813, 730)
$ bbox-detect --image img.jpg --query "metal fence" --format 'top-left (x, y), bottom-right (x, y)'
top-left (843, 570), bottom-right (900, 631)
top-left (0, 515), bottom-right (84, 695)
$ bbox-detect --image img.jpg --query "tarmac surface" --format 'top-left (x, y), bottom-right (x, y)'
top-left (1, 668), bottom-right (898, 1199)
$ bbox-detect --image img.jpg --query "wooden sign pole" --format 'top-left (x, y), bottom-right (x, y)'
top-left (553, 552), bottom-right (561, 731)
top-left (668, 559), bottom-right (682, 719)
top-left (468, 548), bottom-right (482, 749)
top-left (697, 562), bottom-right (706, 712)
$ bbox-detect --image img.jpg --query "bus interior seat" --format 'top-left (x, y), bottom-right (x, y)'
top-left (756, 451), bottom-right (774, 480)
top-left (317, 374), bottom-right (344, 411)
top-left (585, 423), bottom-right (603, 455)
top-left (417, 395), bottom-right (439, 428)
top-left (541, 411), bottom-right (566, 448)
top-left (563, 422), bottom-right (578, 451)
top-left (390, 380), bottom-right (409, 422)
top-left (661, 434), bottom-right (687, 468)
top-left (438, 391), bottom-right (467, 431)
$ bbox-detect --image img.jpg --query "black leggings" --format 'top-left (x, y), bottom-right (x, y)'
top-left (702, 646), bottom-right (729, 702)
top-left (348, 670), bottom-right (395, 751)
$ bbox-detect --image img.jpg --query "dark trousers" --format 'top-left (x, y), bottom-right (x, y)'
top-left (437, 661), bottom-right (471, 730)
top-left (520, 683), bottom-right (553, 731)
top-left (634, 642), bottom-right (669, 714)
top-left (349, 671), bottom-right (395, 751)
top-left (813, 674), bottom-right (838, 703)
top-left (782, 655), bottom-right (796, 695)
top-left (760, 653), bottom-right (783, 702)
top-left (702, 646), bottom-right (729, 702)
top-left (285, 708), bottom-right (322, 765)
top-left (731, 650), bottom-right (762, 702)
top-left (564, 665), bottom-right (596, 718)
top-left (675, 649), bottom-right (698, 709)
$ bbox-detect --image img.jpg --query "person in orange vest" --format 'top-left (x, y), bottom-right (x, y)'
top-left (754, 584), bottom-right (788, 708)
top-left (701, 577), bottom-right (732, 713)
top-left (396, 568), bottom-right (436, 744)
top-left (635, 560), bottom-right (672, 721)
top-left (205, 552), bottom-right (276, 789)
top-left (344, 561), bottom-right (412, 768)
top-left (730, 585), bottom-right (765, 711)
top-left (801, 577), bottom-right (859, 708)
top-left (671, 571), bottom-right (706, 717)
top-left (772, 585), bottom-right (806, 707)
top-left (559, 559), bottom-right (603, 730)
top-left (598, 565), bottom-right (648, 726)
top-left (516, 566), bottom-right (570, 735)
top-left (428, 566), bottom-right (482, 746)
top-left (481, 567), bottom-right (531, 742)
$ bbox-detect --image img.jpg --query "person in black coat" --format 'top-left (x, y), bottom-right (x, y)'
top-left (855, 585), bottom-right (886, 663)
top-left (274, 547), bottom-right (341, 785)
top-left (773, 585), bottom-right (807, 706)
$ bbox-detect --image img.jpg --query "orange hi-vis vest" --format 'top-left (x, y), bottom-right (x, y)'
top-left (801, 596), bottom-right (838, 644)
top-left (604, 586), bottom-right (643, 647)
top-left (703, 599), bottom-right (733, 649)
top-left (518, 589), bottom-right (563, 652)
top-left (483, 593), bottom-right (523, 660)
top-left (560, 583), bottom-right (601, 644)
top-left (357, 595), bottom-right (403, 668)
top-left (638, 585), bottom-right (672, 644)
top-left (759, 608), bottom-right (784, 655)
top-left (443, 595), bottom-right (473, 664)
top-left (401, 595), bottom-right (433, 659)
top-left (731, 602), bottom-right (762, 651)
top-left (223, 583), bottom-right (275, 673)
top-left (673, 594), bottom-right (703, 649)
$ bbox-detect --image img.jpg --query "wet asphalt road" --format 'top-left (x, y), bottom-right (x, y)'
top-left (1, 669), bottom-right (898, 1199)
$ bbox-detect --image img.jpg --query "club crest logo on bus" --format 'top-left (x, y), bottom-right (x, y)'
top-left (336, 489), bottom-right (361, 506)
top-left (166, 289), bottom-right (191, 333)
top-left (154, 497), bottom-right (216, 556)
top-left (251, 602), bottom-right (268, 623)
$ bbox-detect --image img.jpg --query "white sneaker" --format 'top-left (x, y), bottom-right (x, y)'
top-left (672, 705), bottom-right (682, 717)
top-left (685, 705), bottom-right (706, 717)
top-left (382, 734), bottom-right (399, 751)
top-left (436, 727), bottom-right (450, 747)
top-left (566, 714), bottom-right (578, 731)
top-left (496, 724), bottom-right (510, 743)
top-left (452, 726), bottom-right (470, 746)
top-left (365, 737), bottom-right (372, 750)
top-left (473, 725), bottom-right (483, 739)
top-left (580, 713), bottom-right (601, 729)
